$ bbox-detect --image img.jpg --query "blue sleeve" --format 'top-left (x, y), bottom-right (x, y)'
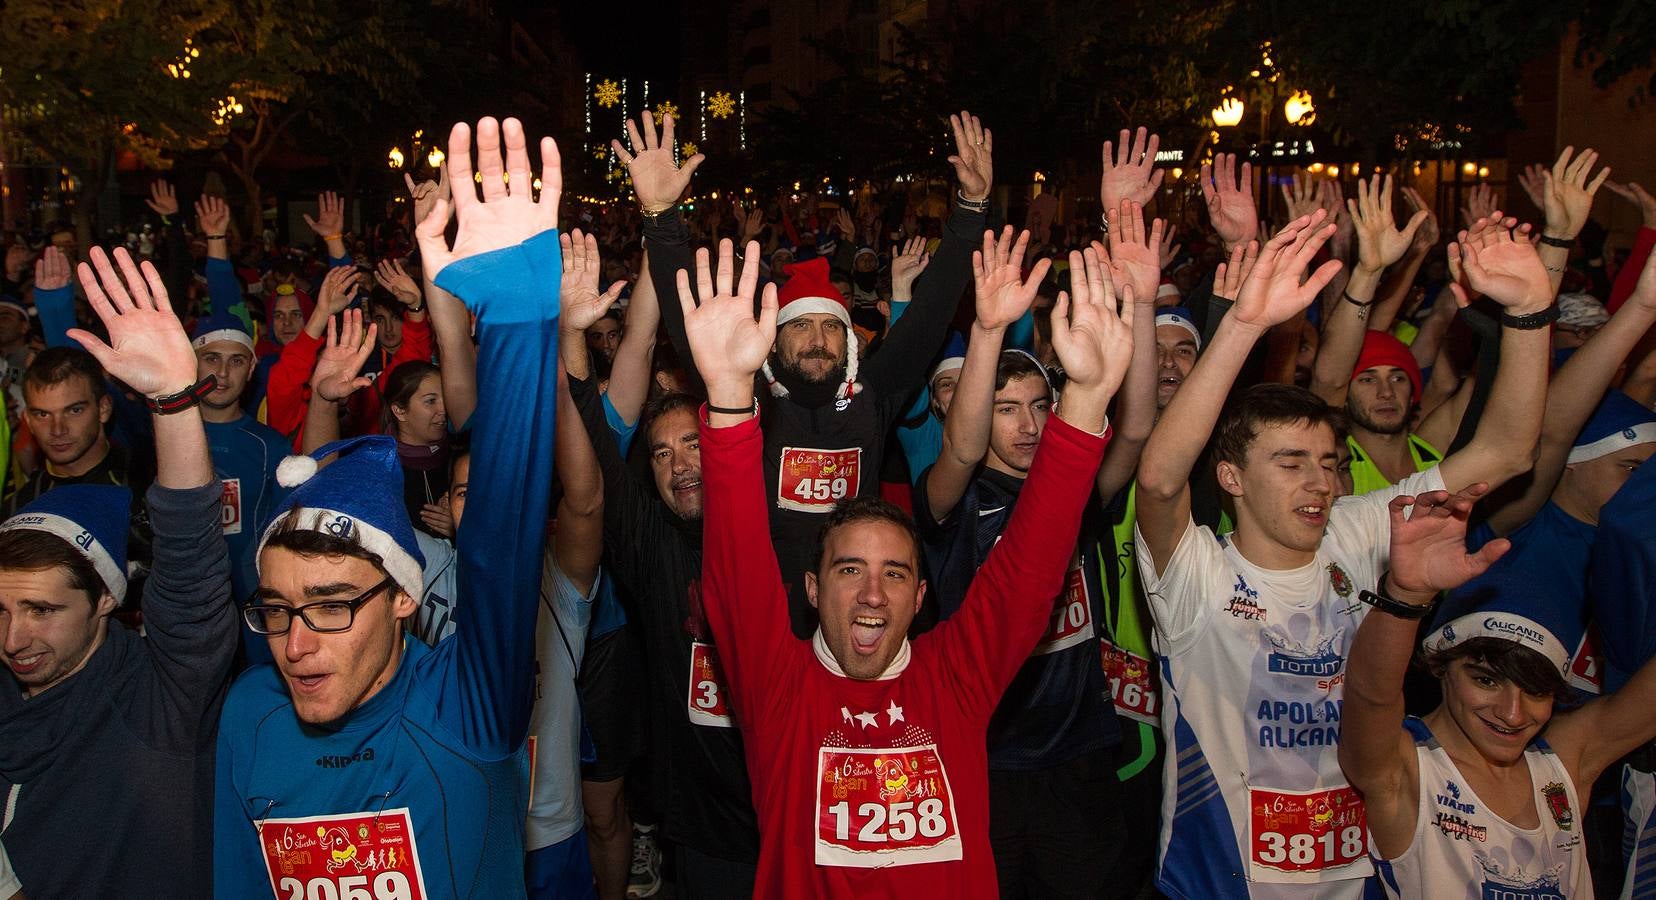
top-left (213, 701), bottom-right (266, 897)
top-left (1007, 306), bottom-right (1034, 352)
top-left (33, 284), bottom-right (76, 348)
top-left (601, 391), bottom-right (640, 457)
top-left (889, 298), bottom-right (910, 325)
top-left (896, 410), bottom-right (943, 486)
top-left (428, 230), bottom-right (561, 756)
top-left (1589, 459), bottom-right (1656, 694)
top-left (329, 252), bottom-right (353, 269)
top-left (206, 258), bottom-right (252, 330)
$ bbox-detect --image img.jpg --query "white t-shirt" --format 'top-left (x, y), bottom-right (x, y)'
top-left (0, 835), bottom-right (19, 898)
top-left (1374, 719), bottom-right (1592, 900)
top-left (526, 551), bottom-right (596, 851)
top-left (1135, 467), bottom-right (1445, 899)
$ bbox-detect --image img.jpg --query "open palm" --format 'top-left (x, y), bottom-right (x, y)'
top-left (1051, 246), bottom-right (1133, 394)
top-left (312, 310), bottom-right (378, 402)
top-left (1456, 234), bottom-right (1550, 312)
top-left (616, 112), bottom-right (702, 211)
top-left (560, 228), bottom-right (624, 332)
top-left (68, 247), bottom-right (197, 398)
top-left (1232, 210), bottom-right (1342, 329)
top-left (417, 117), bottom-right (561, 278)
top-left (1387, 487), bottom-right (1508, 594)
top-left (678, 239), bottom-right (777, 390)
top-left (973, 227), bottom-right (1046, 330)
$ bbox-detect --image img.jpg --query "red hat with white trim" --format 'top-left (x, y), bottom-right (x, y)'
top-left (762, 257), bottom-right (859, 399)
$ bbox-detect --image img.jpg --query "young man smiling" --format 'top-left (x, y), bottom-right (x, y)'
top-left (682, 235), bottom-right (1132, 895)
top-left (1134, 208), bottom-right (1553, 898)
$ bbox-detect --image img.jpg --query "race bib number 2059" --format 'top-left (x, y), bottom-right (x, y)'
top-left (815, 745), bottom-right (962, 868)
top-left (261, 807), bottom-right (427, 900)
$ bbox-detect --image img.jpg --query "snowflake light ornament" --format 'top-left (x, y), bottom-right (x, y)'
top-left (708, 91), bottom-right (736, 119)
top-left (595, 79), bottom-right (622, 108)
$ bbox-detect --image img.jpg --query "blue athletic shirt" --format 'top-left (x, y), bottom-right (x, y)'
top-left (213, 229), bottom-right (562, 900)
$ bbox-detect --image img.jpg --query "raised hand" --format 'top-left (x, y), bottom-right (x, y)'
top-left (973, 226), bottom-right (1049, 331)
top-left (1158, 224), bottom-right (1182, 269)
top-left (195, 195), bottom-right (231, 236)
top-left (1516, 163), bottom-right (1548, 213)
top-left (734, 202), bottom-right (764, 242)
top-left (312, 309), bottom-right (379, 402)
top-left (146, 180), bottom-right (179, 218)
top-left (303, 191), bottom-right (346, 238)
top-left (1097, 199), bottom-right (1163, 304)
top-left (947, 110), bottom-right (993, 202)
top-left (416, 116), bottom-right (562, 277)
top-left (67, 247), bottom-right (196, 398)
top-left (1213, 240), bottom-right (1259, 302)
top-left (1319, 178), bottom-right (1354, 258)
top-left (405, 165), bottom-right (449, 228)
top-left (1461, 182), bottom-right (1498, 229)
top-left (1444, 212), bottom-right (1519, 305)
top-left (1051, 245), bottom-right (1134, 396)
top-left (1386, 485), bottom-right (1509, 596)
top-left (614, 111), bottom-right (703, 212)
top-left (832, 207), bottom-right (855, 239)
top-left (1539, 146), bottom-right (1611, 240)
top-left (1101, 126), bottom-right (1164, 215)
top-left (1606, 181), bottom-right (1656, 229)
top-left (1230, 210), bottom-right (1342, 329)
top-left (1281, 171), bottom-right (1321, 222)
top-left (420, 502), bottom-right (455, 539)
top-left (315, 265), bottom-right (361, 318)
top-left (890, 235), bottom-right (932, 299)
top-left (373, 258), bottom-right (422, 307)
top-left (1448, 216), bottom-right (1551, 313)
top-left (1200, 153), bottom-right (1258, 249)
top-left (1349, 173), bottom-right (1429, 272)
top-left (34, 246), bottom-right (71, 291)
top-left (1400, 187), bottom-right (1440, 252)
top-left (559, 228), bottom-right (625, 333)
top-left (677, 238), bottom-right (778, 396)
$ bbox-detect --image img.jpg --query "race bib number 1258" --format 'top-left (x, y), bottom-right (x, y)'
top-left (815, 745), bottom-right (962, 868)
top-left (261, 807), bottom-right (427, 900)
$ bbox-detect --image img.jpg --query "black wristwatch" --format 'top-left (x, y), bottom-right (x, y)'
top-left (145, 375), bottom-right (218, 415)
top-left (1357, 570), bottom-right (1438, 620)
top-left (1499, 303), bottom-right (1560, 330)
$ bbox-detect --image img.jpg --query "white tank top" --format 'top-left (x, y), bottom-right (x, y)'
top-left (1374, 718), bottom-right (1594, 899)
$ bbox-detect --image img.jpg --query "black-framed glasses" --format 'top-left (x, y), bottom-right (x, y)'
top-left (241, 576), bottom-right (395, 635)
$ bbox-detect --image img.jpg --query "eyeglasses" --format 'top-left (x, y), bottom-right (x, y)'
top-left (241, 576), bottom-right (395, 635)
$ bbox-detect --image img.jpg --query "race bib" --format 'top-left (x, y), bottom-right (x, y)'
top-left (815, 744), bottom-right (962, 868)
top-left (1033, 565), bottom-right (1093, 655)
top-left (1566, 629), bottom-right (1603, 695)
top-left (779, 447), bottom-right (861, 513)
top-left (1100, 643), bottom-right (1160, 726)
top-left (221, 477), bottom-right (243, 536)
top-left (1248, 786), bottom-right (1367, 879)
top-left (687, 641), bottom-right (735, 727)
top-left (261, 807), bottom-right (427, 900)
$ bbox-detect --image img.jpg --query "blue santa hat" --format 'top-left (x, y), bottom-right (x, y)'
top-left (257, 436), bottom-right (425, 600)
top-left (1422, 606), bottom-right (1576, 676)
top-left (191, 311), bottom-right (255, 353)
top-left (0, 485), bottom-right (132, 602)
top-left (1568, 390), bottom-right (1656, 465)
top-left (1155, 306), bottom-right (1202, 350)
top-left (930, 331), bottom-right (967, 384)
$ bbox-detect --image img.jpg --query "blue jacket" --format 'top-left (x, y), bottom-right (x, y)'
top-left (213, 230), bottom-right (562, 899)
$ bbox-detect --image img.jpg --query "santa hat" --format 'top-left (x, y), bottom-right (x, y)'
top-left (0, 298), bottom-right (30, 321)
top-left (1155, 307), bottom-right (1202, 350)
top-left (1155, 282), bottom-right (1182, 306)
top-left (0, 485), bottom-right (132, 602)
top-left (191, 311), bottom-right (255, 353)
top-left (930, 331), bottom-right (967, 384)
top-left (258, 436), bottom-right (425, 600)
top-left (1557, 292), bottom-right (1609, 329)
top-left (1352, 331), bottom-right (1422, 403)
top-left (761, 257), bottom-right (859, 400)
top-left (1568, 390), bottom-right (1656, 465)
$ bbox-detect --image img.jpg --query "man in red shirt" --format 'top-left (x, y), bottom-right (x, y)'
top-left (679, 236), bottom-right (1135, 895)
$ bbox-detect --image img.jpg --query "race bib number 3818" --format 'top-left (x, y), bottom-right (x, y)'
top-left (815, 745), bottom-right (962, 868)
top-left (779, 447), bottom-right (861, 513)
top-left (261, 807), bottom-right (427, 900)
top-left (1248, 786), bottom-right (1368, 879)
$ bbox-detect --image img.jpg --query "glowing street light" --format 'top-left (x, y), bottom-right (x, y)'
top-left (387, 147), bottom-right (405, 169)
top-left (1212, 97), bottom-right (1245, 128)
top-left (427, 146), bottom-right (445, 168)
top-left (1284, 90), bottom-right (1315, 126)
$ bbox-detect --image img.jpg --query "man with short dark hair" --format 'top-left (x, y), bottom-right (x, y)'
top-left (0, 246), bottom-right (236, 899)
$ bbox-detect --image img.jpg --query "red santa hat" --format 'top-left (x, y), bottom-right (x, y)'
top-left (762, 257), bottom-right (859, 399)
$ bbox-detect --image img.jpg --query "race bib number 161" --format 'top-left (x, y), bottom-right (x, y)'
top-left (261, 807), bottom-right (427, 900)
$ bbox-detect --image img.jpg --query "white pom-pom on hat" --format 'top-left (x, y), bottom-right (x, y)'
top-left (276, 454), bottom-right (320, 488)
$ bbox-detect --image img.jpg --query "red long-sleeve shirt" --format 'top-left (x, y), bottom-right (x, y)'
top-left (1609, 226), bottom-right (1656, 314)
top-left (699, 407), bottom-right (1109, 897)
top-left (263, 314), bottom-right (433, 450)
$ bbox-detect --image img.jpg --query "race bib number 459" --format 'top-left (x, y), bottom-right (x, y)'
top-left (779, 447), bottom-right (861, 513)
top-left (815, 745), bottom-right (962, 868)
top-left (1248, 786), bottom-right (1368, 880)
top-left (261, 807), bottom-right (427, 900)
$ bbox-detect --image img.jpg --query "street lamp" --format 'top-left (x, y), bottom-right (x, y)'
top-left (1284, 91), bottom-right (1315, 126)
top-left (387, 147), bottom-right (405, 169)
top-left (427, 147), bottom-right (444, 168)
top-left (1212, 96), bottom-right (1245, 128)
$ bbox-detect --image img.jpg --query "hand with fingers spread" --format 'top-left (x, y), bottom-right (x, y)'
top-left (420, 502), bottom-right (455, 539)
top-left (1051, 245), bottom-right (1135, 405)
top-left (1386, 485), bottom-right (1509, 597)
top-left (415, 116), bottom-right (562, 280)
top-left (614, 111), bottom-right (703, 213)
top-left (947, 110), bottom-right (994, 202)
top-left (1158, 224), bottom-right (1182, 269)
top-left (1349, 173), bottom-right (1430, 273)
top-left (1605, 180), bottom-right (1656, 229)
top-left (195, 195), bottom-right (231, 237)
top-left (972, 227), bottom-right (1049, 331)
top-left (1318, 179), bottom-right (1354, 260)
top-left (310, 266), bottom-right (362, 330)
top-left (67, 247), bottom-right (197, 398)
top-left (304, 191), bottom-right (346, 239)
top-left (1538, 146), bottom-right (1611, 241)
top-left (1400, 187), bottom-right (1440, 253)
top-left (559, 229), bottom-right (626, 334)
top-left (890, 235), bottom-right (932, 301)
top-left (311, 309), bottom-right (379, 402)
top-left (734, 203), bottom-right (765, 242)
top-left (1448, 216), bottom-right (1551, 313)
top-left (1461, 183), bottom-right (1498, 229)
top-left (374, 258), bottom-right (422, 308)
top-left (1101, 126), bottom-right (1164, 215)
top-left (677, 238), bottom-right (778, 405)
top-left (1213, 241), bottom-right (1260, 302)
top-left (405, 166), bottom-right (450, 228)
top-left (146, 180), bottom-right (179, 218)
top-left (1516, 163), bottom-right (1548, 213)
top-left (1281, 172), bottom-right (1321, 222)
top-left (1201, 153), bottom-right (1258, 249)
top-left (1230, 210), bottom-right (1343, 330)
top-left (34, 246), bottom-right (71, 291)
top-left (1443, 213), bottom-right (1516, 304)
top-left (832, 208), bottom-right (855, 240)
top-left (1096, 199), bottom-right (1163, 304)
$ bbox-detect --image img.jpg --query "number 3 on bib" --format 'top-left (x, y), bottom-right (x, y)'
top-left (1248, 786), bottom-right (1369, 881)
